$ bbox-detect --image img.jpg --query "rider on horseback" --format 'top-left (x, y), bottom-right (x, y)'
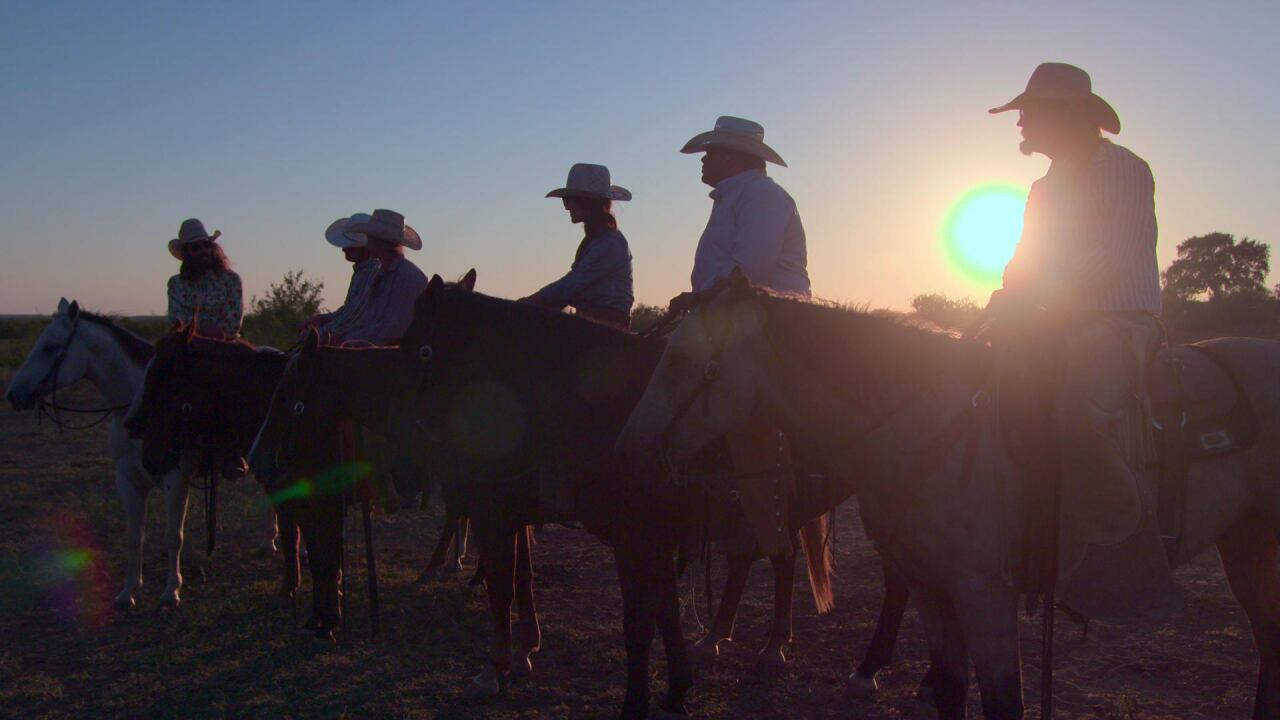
top-left (987, 63), bottom-right (1172, 620)
top-left (677, 116), bottom-right (810, 559)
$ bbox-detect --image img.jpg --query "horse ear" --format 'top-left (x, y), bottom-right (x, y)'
top-left (67, 300), bottom-right (81, 320)
top-left (57, 297), bottom-right (70, 314)
top-left (460, 268), bottom-right (477, 292)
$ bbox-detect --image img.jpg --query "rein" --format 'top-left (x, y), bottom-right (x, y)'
top-left (34, 314), bottom-right (131, 431)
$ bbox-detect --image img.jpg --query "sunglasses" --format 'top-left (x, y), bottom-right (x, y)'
top-left (187, 240), bottom-right (215, 252)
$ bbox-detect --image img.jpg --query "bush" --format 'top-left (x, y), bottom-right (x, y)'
top-left (241, 270), bottom-right (324, 348)
top-left (909, 293), bottom-right (981, 330)
top-left (629, 303), bottom-right (667, 333)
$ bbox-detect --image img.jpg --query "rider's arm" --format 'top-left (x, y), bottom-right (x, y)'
top-left (527, 234), bottom-right (628, 311)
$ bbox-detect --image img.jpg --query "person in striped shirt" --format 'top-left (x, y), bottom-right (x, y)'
top-left (306, 213), bottom-right (382, 344)
top-left (988, 63), bottom-right (1170, 621)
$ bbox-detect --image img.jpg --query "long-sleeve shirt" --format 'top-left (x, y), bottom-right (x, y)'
top-left (1003, 140), bottom-right (1160, 315)
top-left (528, 229), bottom-right (634, 318)
top-left (336, 256), bottom-right (429, 345)
top-left (317, 257), bottom-right (381, 340)
top-left (691, 169), bottom-right (810, 295)
top-left (167, 270), bottom-right (243, 337)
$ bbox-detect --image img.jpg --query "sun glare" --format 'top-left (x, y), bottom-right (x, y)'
top-left (943, 184), bottom-right (1028, 285)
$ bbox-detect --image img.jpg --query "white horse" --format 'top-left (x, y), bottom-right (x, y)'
top-left (5, 298), bottom-right (193, 610)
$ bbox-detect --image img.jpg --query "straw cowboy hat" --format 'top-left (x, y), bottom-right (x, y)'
top-left (545, 163), bottom-right (632, 202)
top-left (989, 62), bottom-right (1121, 134)
top-left (681, 115), bottom-right (787, 167)
top-left (345, 209), bottom-right (422, 250)
top-left (324, 212), bottom-right (372, 249)
top-left (168, 218), bottom-right (222, 260)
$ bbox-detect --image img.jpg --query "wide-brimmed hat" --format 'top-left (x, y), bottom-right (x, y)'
top-left (545, 163), bottom-right (632, 202)
top-left (168, 218), bottom-right (222, 260)
top-left (988, 62), bottom-right (1121, 134)
top-left (345, 209), bottom-right (422, 250)
top-left (681, 116), bottom-right (787, 167)
top-left (324, 212), bottom-right (372, 249)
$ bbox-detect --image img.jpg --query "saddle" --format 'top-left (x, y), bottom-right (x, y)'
top-left (998, 338), bottom-right (1260, 591)
top-left (1147, 344), bottom-right (1260, 556)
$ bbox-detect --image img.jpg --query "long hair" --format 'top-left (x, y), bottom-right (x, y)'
top-left (573, 197), bottom-right (618, 233)
top-left (180, 243), bottom-right (231, 281)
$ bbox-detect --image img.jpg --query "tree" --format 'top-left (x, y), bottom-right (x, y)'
top-left (1162, 232), bottom-right (1270, 302)
top-left (241, 269), bottom-right (324, 348)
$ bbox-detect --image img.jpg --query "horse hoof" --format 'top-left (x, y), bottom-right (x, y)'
top-left (312, 627), bottom-right (339, 644)
top-left (158, 596), bottom-right (180, 611)
top-left (461, 669), bottom-right (504, 701)
top-left (509, 652), bottom-right (533, 679)
top-left (113, 594), bottom-right (136, 612)
top-left (845, 670), bottom-right (880, 699)
top-left (648, 711), bottom-right (689, 719)
top-left (276, 591), bottom-right (296, 609)
top-left (689, 636), bottom-right (724, 664)
top-left (753, 649), bottom-right (787, 679)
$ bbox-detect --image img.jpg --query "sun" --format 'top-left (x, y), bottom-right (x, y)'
top-left (943, 184), bottom-right (1028, 285)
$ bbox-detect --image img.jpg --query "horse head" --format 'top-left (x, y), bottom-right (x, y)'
top-left (248, 328), bottom-right (331, 490)
top-left (616, 269), bottom-right (769, 476)
top-left (6, 298), bottom-right (90, 410)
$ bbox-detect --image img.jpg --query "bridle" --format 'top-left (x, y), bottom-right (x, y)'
top-left (271, 345), bottom-right (323, 479)
top-left (35, 313), bottom-right (131, 431)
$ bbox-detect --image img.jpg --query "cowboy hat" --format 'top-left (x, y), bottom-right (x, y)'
top-left (168, 218), bottom-right (222, 260)
top-left (545, 163), bottom-right (632, 202)
top-left (344, 209), bottom-right (422, 250)
top-left (681, 116), bottom-right (787, 167)
top-left (324, 212), bottom-right (372, 249)
top-left (988, 62), bottom-right (1121, 134)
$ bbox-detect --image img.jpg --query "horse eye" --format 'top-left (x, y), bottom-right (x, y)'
top-left (293, 401), bottom-right (305, 416)
top-left (181, 403), bottom-right (192, 414)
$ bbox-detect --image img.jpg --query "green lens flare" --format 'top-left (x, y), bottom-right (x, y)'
top-left (942, 184), bottom-right (1028, 285)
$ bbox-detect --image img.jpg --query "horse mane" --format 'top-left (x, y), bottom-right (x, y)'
top-left (77, 311), bottom-right (155, 366)
top-left (748, 287), bottom-right (983, 407)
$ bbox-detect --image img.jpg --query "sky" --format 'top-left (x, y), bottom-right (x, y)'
top-left (1, 2), bottom-right (1277, 315)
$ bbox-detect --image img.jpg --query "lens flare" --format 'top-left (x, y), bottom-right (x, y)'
top-left (943, 184), bottom-right (1028, 285)
top-left (17, 509), bottom-right (113, 631)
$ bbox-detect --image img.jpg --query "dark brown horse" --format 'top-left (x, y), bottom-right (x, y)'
top-left (125, 326), bottom-right (391, 639)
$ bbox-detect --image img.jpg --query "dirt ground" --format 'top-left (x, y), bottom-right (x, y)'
top-left (0, 382), bottom-right (1262, 719)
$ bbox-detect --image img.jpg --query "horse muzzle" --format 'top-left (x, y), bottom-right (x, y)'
top-left (5, 384), bottom-right (36, 411)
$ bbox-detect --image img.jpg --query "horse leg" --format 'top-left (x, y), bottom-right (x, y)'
top-left (691, 551), bottom-right (753, 661)
top-left (418, 508), bottom-right (460, 582)
top-left (954, 586), bottom-right (1023, 720)
top-left (457, 515), bottom-right (470, 564)
top-left (511, 525), bottom-right (542, 677)
top-left (655, 548), bottom-right (693, 717)
top-left (159, 470), bottom-right (190, 609)
top-left (756, 548), bottom-right (796, 677)
top-left (113, 470), bottom-right (147, 611)
top-left (1218, 515), bottom-right (1280, 719)
top-left (848, 556), bottom-right (912, 698)
top-left (261, 501), bottom-right (280, 554)
top-left (464, 524), bottom-right (516, 700)
top-left (303, 497), bottom-right (345, 641)
top-left (276, 504), bottom-right (301, 606)
top-left (615, 544), bottom-right (657, 720)
top-left (915, 588), bottom-right (971, 720)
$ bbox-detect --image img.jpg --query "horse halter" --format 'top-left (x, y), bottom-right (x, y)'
top-left (35, 313), bottom-right (130, 430)
top-left (273, 346), bottom-right (323, 476)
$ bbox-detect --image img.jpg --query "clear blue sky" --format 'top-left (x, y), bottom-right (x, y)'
top-left (2, 2), bottom-right (1276, 314)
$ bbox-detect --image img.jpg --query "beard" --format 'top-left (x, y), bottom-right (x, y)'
top-left (1019, 139), bottom-right (1036, 156)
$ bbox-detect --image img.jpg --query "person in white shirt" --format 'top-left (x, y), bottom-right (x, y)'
top-left (684, 116), bottom-right (810, 296)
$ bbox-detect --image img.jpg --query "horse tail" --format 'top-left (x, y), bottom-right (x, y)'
top-left (800, 512), bottom-right (835, 614)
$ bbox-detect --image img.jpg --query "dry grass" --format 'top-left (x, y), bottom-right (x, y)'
top-left (0, 382), bottom-right (1262, 719)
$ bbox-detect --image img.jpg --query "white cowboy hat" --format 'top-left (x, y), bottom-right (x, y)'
top-left (989, 62), bottom-right (1121, 134)
top-left (681, 116), bottom-right (787, 167)
top-left (545, 163), bottom-right (632, 202)
top-left (168, 218), bottom-right (222, 260)
top-left (324, 212), bottom-right (372, 249)
top-left (344, 209), bottom-right (422, 251)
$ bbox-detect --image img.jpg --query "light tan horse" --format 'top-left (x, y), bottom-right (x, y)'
top-left (617, 274), bottom-right (1280, 719)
